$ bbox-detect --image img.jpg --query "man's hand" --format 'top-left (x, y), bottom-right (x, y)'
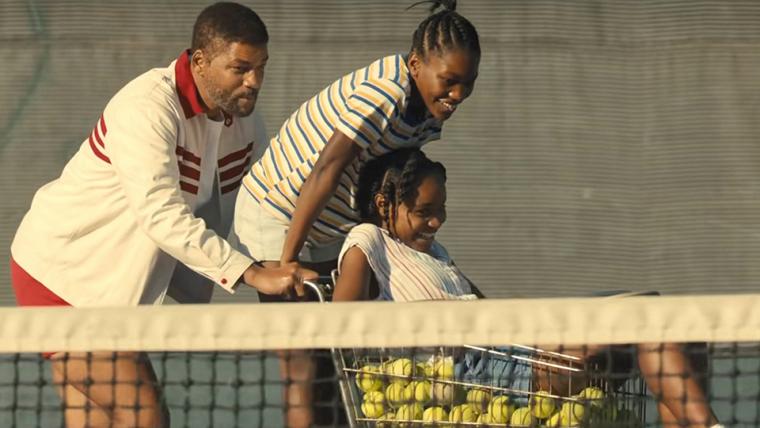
top-left (241, 262), bottom-right (319, 298)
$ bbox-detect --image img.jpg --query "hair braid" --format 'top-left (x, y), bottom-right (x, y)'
top-left (408, 0), bottom-right (480, 60)
top-left (356, 149), bottom-right (447, 228)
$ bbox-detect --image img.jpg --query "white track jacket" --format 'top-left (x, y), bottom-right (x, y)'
top-left (11, 51), bottom-right (265, 307)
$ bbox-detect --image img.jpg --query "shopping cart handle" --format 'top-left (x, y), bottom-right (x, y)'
top-left (303, 280), bottom-right (333, 302)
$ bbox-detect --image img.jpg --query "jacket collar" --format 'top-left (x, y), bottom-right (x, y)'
top-left (175, 50), bottom-right (206, 119)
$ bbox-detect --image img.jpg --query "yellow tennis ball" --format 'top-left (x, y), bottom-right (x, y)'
top-left (487, 395), bottom-right (515, 423)
top-left (376, 412), bottom-right (396, 428)
top-left (355, 365), bottom-right (384, 393)
top-left (578, 386), bottom-right (605, 401)
top-left (405, 380), bottom-right (431, 404)
top-left (396, 403), bottom-right (424, 425)
top-left (390, 358), bottom-right (414, 384)
top-left (559, 401), bottom-right (586, 426)
top-left (448, 404), bottom-right (478, 423)
top-left (361, 400), bottom-right (385, 418)
top-left (433, 356), bottom-right (455, 379)
top-left (545, 410), bottom-right (561, 427)
top-left (430, 381), bottom-right (464, 406)
top-left (510, 406), bottom-right (535, 427)
top-left (530, 390), bottom-right (556, 419)
top-left (380, 359), bottom-right (395, 374)
top-left (386, 382), bottom-right (412, 407)
top-left (423, 406), bottom-right (449, 423)
top-left (465, 388), bottom-right (492, 413)
top-left (475, 412), bottom-right (492, 424)
top-left (364, 390), bottom-right (385, 404)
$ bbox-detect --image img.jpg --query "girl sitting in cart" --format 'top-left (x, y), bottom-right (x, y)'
top-left (333, 148), bottom-right (721, 427)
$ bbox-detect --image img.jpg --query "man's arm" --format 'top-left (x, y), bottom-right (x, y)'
top-left (107, 99), bottom-right (314, 294)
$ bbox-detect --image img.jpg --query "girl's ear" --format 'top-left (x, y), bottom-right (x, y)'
top-left (373, 193), bottom-right (388, 218)
top-left (408, 52), bottom-right (422, 79)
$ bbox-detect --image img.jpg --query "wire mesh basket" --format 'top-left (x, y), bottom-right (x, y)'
top-left (304, 281), bottom-right (647, 428)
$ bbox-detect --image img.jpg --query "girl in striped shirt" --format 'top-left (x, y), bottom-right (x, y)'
top-left (229, 2), bottom-right (479, 425)
top-left (335, 148), bottom-right (721, 428)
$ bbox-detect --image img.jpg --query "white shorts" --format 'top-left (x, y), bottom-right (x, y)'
top-left (229, 190), bottom-right (344, 263)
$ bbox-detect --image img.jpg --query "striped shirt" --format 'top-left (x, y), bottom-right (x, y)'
top-left (242, 54), bottom-right (443, 244)
top-left (337, 223), bottom-right (474, 302)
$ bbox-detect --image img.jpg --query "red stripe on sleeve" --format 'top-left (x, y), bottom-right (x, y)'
top-left (179, 181), bottom-right (199, 194)
top-left (93, 128), bottom-right (105, 148)
top-left (220, 178), bottom-right (243, 194)
top-left (178, 163), bottom-right (201, 180)
top-left (88, 135), bottom-right (111, 164)
top-left (219, 156), bottom-right (251, 181)
top-left (218, 143), bottom-right (253, 168)
top-left (175, 146), bottom-right (201, 166)
top-left (99, 115), bottom-right (108, 136)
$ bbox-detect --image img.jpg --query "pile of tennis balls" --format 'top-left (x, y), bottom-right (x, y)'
top-left (355, 360), bottom-right (641, 427)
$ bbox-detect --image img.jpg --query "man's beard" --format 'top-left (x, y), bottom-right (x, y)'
top-left (209, 85), bottom-right (256, 118)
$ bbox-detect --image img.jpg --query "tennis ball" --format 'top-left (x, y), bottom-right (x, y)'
top-left (423, 361), bottom-right (436, 377)
top-left (433, 356), bottom-right (455, 379)
top-left (389, 358), bottom-right (414, 383)
top-left (530, 390), bottom-right (556, 419)
top-left (545, 411), bottom-right (561, 427)
top-left (510, 407), bottom-right (535, 427)
top-left (487, 395), bottom-right (515, 423)
top-left (430, 381), bottom-right (464, 406)
top-left (578, 386), bottom-right (604, 401)
top-left (364, 390), bottom-right (385, 404)
top-left (465, 388), bottom-right (491, 413)
top-left (559, 401), bottom-right (586, 426)
top-left (361, 400), bottom-right (385, 418)
top-left (355, 365), bottom-right (384, 393)
top-left (396, 403), bottom-right (424, 425)
top-left (423, 406), bottom-right (449, 423)
top-left (380, 359), bottom-right (395, 374)
top-left (386, 382), bottom-right (412, 407)
top-left (448, 404), bottom-right (478, 423)
top-left (475, 412), bottom-right (492, 424)
top-left (376, 412), bottom-right (396, 428)
top-left (405, 380), bottom-right (431, 404)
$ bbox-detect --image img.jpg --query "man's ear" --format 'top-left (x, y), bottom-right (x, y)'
top-left (191, 49), bottom-right (207, 76)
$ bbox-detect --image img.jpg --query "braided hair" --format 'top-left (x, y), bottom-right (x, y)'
top-left (356, 149), bottom-right (447, 234)
top-left (408, 0), bottom-right (480, 60)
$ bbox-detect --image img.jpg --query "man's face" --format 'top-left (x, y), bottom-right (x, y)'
top-left (194, 41), bottom-right (269, 118)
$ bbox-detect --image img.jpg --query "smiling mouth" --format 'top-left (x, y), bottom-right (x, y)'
top-left (438, 100), bottom-right (458, 113)
top-left (418, 232), bottom-right (436, 240)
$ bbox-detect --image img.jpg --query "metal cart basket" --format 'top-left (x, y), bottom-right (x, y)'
top-left (304, 280), bottom-right (647, 428)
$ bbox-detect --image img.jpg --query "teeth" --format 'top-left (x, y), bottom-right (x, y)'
top-left (419, 233), bottom-right (435, 239)
top-left (439, 100), bottom-right (457, 112)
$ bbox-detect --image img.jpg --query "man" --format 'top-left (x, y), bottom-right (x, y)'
top-left (9, 3), bottom-right (314, 426)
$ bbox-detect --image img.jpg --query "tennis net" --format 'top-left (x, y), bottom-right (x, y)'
top-left (1, 290), bottom-right (759, 427)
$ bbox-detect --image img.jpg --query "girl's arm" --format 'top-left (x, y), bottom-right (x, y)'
top-left (333, 246), bottom-right (372, 301)
top-left (279, 130), bottom-right (363, 264)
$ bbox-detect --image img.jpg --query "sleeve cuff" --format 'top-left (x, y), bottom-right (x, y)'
top-left (216, 251), bottom-right (256, 294)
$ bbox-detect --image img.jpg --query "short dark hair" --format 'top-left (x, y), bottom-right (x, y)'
top-left (409, 0), bottom-right (480, 60)
top-left (191, 2), bottom-right (268, 56)
top-left (357, 148), bottom-right (447, 225)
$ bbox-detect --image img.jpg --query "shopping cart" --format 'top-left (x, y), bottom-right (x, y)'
top-left (303, 280), bottom-right (647, 427)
